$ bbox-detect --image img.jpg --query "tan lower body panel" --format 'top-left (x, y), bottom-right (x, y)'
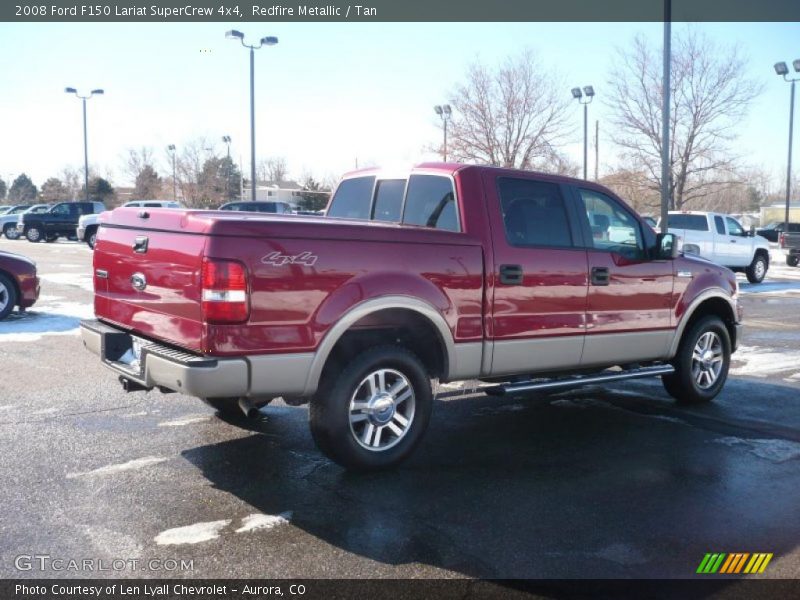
top-left (581, 330), bottom-right (673, 368)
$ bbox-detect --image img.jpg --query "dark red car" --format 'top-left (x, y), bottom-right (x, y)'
top-left (0, 250), bottom-right (40, 320)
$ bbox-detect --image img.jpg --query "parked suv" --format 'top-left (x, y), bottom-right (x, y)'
top-left (660, 211), bottom-right (771, 283)
top-left (77, 200), bottom-right (181, 248)
top-left (17, 201), bottom-right (105, 243)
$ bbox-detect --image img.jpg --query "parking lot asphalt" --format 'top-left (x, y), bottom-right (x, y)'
top-left (1, 237), bottom-right (800, 581)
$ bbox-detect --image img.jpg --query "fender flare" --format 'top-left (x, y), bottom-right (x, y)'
top-left (667, 288), bottom-right (737, 358)
top-left (301, 295), bottom-right (456, 396)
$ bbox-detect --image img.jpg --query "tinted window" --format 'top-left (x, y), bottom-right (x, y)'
top-left (402, 175), bottom-right (459, 231)
top-left (669, 214), bottom-right (709, 231)
top-left (327, 176), bottom-right (375, 220)
top-left (791, 224), bottom-right (800, 233)
top-left (372, 179), bottom-right (405, 222)
top-left (497, 178), bottom-right (572, 248)
top-left (714, 216), bottom-right (725, 234)
top-left (578, 189), bottom-right (644, 259)
top-left (51, 204), bottom-right (71, 216)
top-left (726, 217), bottom-right (744, 236)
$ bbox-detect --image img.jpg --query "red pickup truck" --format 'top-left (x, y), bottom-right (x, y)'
top-left (80, 163), bottom-right (742, 470)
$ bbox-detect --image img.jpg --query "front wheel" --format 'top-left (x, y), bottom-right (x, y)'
top-left (745, 253), bottom-right (768, 284)
top-left (787, 255), bottom-right (799, 268)
top-left (25, 227), bottom-right (42, 243)
top-left (662, 315), bottom-right (731, 404)
top-left (310, 345), bottom-right (433, 471)
top-left (86, 227), bottom-right (98, 249)
top-left (3, 224), bottom-right (20, 240)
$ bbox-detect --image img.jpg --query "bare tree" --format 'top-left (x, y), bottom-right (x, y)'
top-left (606, 30), bottom-right (762, 210)
top-left (257, 156), bottom-right (289, 183)
top-left (122, 147), bottom-right (156, 182)
top-left (446, 50), bottom-right (573, 170)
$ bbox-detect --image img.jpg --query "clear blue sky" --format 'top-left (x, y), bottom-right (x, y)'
top-left (0, 21), bottom-right (798, 189)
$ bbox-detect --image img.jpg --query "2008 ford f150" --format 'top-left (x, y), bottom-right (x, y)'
top-left (80, 163), bottom-right (743, 470)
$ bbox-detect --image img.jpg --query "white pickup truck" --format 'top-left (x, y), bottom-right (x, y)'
top-left (660, 211), bottom-right (771, 284)
top-left (77, 200), bottom-right (181, 248)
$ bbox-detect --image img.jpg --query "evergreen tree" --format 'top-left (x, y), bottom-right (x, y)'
top-left (8, 173), bottom-right (38, 203)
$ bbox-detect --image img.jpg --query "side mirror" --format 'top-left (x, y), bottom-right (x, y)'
top-left (656, 232), bottom-right (679, 259)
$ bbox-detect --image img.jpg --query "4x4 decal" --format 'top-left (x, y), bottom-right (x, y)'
top-left (261, 251), bottom-right (318, 267)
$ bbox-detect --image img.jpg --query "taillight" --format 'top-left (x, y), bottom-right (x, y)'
top-left (201, 258), bottom-right (249, 323)
top-left (779, 233), bottom-right (785, 248)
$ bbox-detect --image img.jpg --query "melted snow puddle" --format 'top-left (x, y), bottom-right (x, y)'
top-left (157, 415), bottom-right (210, 427)
top-left (235, 512), bottom-right (293, 533)
top-left (66, 456), bottom-right (167, 479)
top-left (155, 520), bottom-right (231, 545)
top-left (712, 437), bottom-right (800, 463)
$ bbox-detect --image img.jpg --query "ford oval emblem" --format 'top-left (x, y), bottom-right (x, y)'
top-left (130, 273), bottom-right (147, 291)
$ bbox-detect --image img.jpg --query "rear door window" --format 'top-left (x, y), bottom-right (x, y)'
top-left (402, 175), bottom-right (459, 231)
top-left (497, 178), bottom-right (573, 248)
top-left (327, 176), bottom-right (375, 220)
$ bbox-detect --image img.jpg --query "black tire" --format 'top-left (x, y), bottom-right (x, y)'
top-left (787, 255), bottom-right (799, 268)
top-left (0, 272), bottom-right (18, 321)
top-left (2, 224), bottom-right (20, 240)
top-left (309, 345), bottom-right (433, 471)
top-left (86, 227), bottom-right (98, 249)
top-left (25, 226), bottom-right (42, 243)
top-left (662, 315), bottom-right (731, 405)
top-left (745, 252), bottom-right (768, 284)
top-left (44, 234), bottom-right (57, 243)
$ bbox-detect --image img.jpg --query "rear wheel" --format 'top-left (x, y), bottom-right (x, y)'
top-left (25, 227), bottom-right (42, 243)
top-left (44, 234), bottom-right (57, 243)
top-left (87, 227), bottom-right (98, 249)
top-left (2, 224), bottom-right (20, 240)
top-left (787, 255), bottom-right (799, 268)
top-left (310, 345), bottom-right (433, 471)
top-left (745, 253), bottom-right (768, 284)
top-left (662, 315), bottom-right (731, 404)
top-left (0, 273), bottom-right (17, 321)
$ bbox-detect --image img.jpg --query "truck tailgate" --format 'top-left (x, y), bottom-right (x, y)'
top-left (93, 210), bottom-right (207, 352)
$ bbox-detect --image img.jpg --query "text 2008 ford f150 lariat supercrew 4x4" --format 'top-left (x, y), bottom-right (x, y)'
top-left (80, 163), bottom-right (743, 470)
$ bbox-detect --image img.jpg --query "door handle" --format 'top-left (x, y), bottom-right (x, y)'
top-left (499, 264), bottom-right (523, 285)
top-left (591, 266), bottom-right (610, 286)
top-left (730, 239), bottom-right (737, 243)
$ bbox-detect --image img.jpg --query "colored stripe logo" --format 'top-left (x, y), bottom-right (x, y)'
top-left (697, 553), bottom-right (773, 574)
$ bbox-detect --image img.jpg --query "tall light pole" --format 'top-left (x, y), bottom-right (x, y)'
top-left (225, 30), bottom-right (278, 202)
top-left (571, 86), bottom-right (595, 180)
top-left (167, 144), bottom-right (177, 202)
top-left (434, 104), bottom-right (452, 161)
top-left (660, 0), bottom-right (672, 233)
top-left (65, 87), bottom-right (104, 201)
top-left (774, 60), bottom-right (800, 236)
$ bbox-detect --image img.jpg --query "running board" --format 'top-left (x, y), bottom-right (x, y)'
top-left (484, 365), bottom-right (675, 396)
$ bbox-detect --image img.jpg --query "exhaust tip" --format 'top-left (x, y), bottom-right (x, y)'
top-left (238, 397), bottom-right (261, 419)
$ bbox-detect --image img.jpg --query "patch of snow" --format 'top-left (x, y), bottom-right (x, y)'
top-left (0, 299), bottom-right (94, 342)
top-left (120, 411), bottom-right (148, 418)
top-left (66, 456), bottom-right (167, 479)
top-left (234, 512), bottom-right (292, 534)
top-left (0, 405), bottom-right (13, 411)
top-left (158, 415), bottom-right (210, 427)
top-left (731, 345), bottom-right (800, 378)
top-left (155, 520), bottom-right (231, 545)
top-left (40, 272), bottom-right (94, 292)
top-left (713, 437), bottom-right (800, 463)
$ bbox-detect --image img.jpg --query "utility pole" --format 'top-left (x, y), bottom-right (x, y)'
top-left (595, 120), bottom-right (599, 181)
top-left (660, 0), bottom-right (672, 233)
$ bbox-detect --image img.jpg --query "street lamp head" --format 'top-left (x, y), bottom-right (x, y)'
top-left (91, 89), bottom-right (104, 95)
top-left (774, 62), bottom-right (789, 76)
top-left (261, 36), bottom-right (278, 46)
top-left (167, 144), bottom-right (176, 151)
top-left (794, 59), bottom-right (800, 73)
top-left (583, 85), bottom-right (595, 97)
top-left (443, 105), bottom-right (452, 116)
top-left (222, 135), bottom-right (231, 143)
top-left (434, 105), bottom-right (443, 115)
top-left (226, 30), bottom-right (245, 40)
top-left (571, 87), bottom-right (583, 99)
top-left (65, 87), bottom-right (77, 94)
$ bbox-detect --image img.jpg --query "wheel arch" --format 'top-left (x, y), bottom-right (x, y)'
top-left (302, 296), bottom-right (457, 397)
top-left (668, 290), bottom-right (737, 358)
